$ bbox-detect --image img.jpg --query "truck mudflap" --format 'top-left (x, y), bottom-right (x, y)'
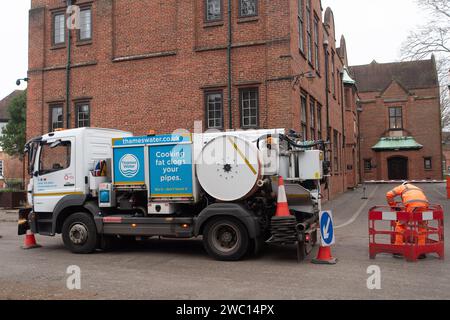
top-left (18, 208), bottom-right (32, 235)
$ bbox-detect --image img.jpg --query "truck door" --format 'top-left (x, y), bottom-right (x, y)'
top-left (33, 137), bottom-right (77, 213)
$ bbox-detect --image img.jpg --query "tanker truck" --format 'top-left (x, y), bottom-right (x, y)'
top-left (19, 127), bottom-right (326, 261)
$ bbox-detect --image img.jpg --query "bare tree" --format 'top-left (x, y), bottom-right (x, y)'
top-left (401, 0), bottom-right (450, 129)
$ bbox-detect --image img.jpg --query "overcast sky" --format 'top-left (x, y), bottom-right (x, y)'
top-left (322, 0), bottom-right (424, 66)
top-left (0, 1), bottom-right (30, 100)
top-left (0, 0), bottom-right (428, 100)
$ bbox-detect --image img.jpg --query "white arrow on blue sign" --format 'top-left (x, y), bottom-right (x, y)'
top-left (319, 211), bottom-right (335, 247)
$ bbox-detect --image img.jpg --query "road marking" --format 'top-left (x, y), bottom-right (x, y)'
top-left (335, 185), bottom-right (379, 229)
top-left (433, 187), bottom-right (447, 198)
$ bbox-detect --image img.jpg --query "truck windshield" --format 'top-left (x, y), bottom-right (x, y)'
top-left (39, 141), bottom-right (71, 175)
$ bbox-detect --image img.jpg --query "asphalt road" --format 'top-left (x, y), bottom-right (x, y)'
top-left (0, 183), bottom-right (449, 300)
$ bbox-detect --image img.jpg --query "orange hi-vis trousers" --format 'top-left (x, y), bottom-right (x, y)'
top-left (394, 206), bottom-right (428, 246)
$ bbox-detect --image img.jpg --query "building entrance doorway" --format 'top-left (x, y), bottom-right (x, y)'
top-left (388, 156), bottom-right (408, 180)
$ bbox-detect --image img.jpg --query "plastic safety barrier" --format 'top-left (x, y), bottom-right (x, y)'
top-left (368, 204), bottom-right (445, 262)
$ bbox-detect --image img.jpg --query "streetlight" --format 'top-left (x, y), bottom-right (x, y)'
top-left (14, 77), bottom-right (30, 190)
top-left (16, 78), bottom-right (29, 86)
top-left (291, 71), bottom-right (316, 87)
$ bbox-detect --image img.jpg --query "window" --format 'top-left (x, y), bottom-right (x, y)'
top-left (424, 157), bottom-right (432, 170)
top-left (76, 102), bottom-right (90, 128)
top-left (53, 13), bottom-right (65, 45)
top-left (314, 16), bottom-right (320, 72)
top-left (301, 93), bottom-right (307, 140)
top-left (206, 0), bottom-right (222, 21)
top-left (78, 8), bottom-right (92, 41)
top-left (240, 88), bottom-right (259, 128)
top-left (317, 103), bottom-right (322, 139)
top-left (50, 105), bottom-right (63, 131)
top-left (205, 91), bottom-right (223, 129)
top-left (298, 0), bottom-right (304, 52)
top-left (333, 130), bottom-right (339, 171)
top-left (306, 0), bottom-right (312, 64)
top-left (310, 98), bottom-right (315, 140)
top-left (389, 107), bottom-right (403, 129)
top-left (0, 160), bottom-right (4, 178)
top-left (310, 128), bottom-right (315, 141)
top-left (331, 52), bottom-right (336, 96)
top-left (239, 0), bottom-right (258, 17)
top-left (0, 123), bottom-right (6, 151)
top-left (345, 89), bottom-right (352, 110)
top-left (39, 141), bottom-right (71, 175)
top-left (364, 159), bottom-right (372, 172)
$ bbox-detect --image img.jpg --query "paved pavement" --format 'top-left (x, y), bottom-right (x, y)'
top-left (0, 183), bottom-right (449, 300)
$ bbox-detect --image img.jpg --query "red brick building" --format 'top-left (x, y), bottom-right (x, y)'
top-left (350, 58), bottom-right (443, 181)
top-left (27, 0), bottom-right (360, 198)
top-left (0, 90), bottom-right (25, 189)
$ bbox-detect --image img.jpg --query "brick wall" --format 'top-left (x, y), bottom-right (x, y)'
top-left (28, 0), bottom-right (359, 199)
top-left (0, 152), bottom-right (23, 189)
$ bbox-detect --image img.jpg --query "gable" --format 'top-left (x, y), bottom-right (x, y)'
top-left (380, 80), bottom-right (410, 98)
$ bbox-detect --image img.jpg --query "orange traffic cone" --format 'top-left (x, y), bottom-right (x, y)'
top-left (312, 245), bottom-right (337, 265)
top-left (22, 230), bottom-right (41, 250)
top-left (275, 176), bottom-right (291, 217)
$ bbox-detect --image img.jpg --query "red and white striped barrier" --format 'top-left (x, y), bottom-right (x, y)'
top-left (368, 204), bottom-right (445, 262)
top-left (369, 210), bottom-right (443, 222)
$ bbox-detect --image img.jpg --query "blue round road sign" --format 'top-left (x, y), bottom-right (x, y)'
top-left (320, 211), bottom-right (334, 246)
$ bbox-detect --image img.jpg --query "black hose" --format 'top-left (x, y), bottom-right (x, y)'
top-left (280, 134), bottom-right (325, 149)
top-left (256, 134), bottom-right (325, 150)
top-left (256, 133), bottom-right (325, 150)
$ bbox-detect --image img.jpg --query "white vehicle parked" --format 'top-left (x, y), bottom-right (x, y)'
top-left (20, 127), bottom-right (326, 261)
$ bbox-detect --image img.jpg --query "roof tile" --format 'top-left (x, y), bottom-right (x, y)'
top-left (349, 59), bottom-right (438, 93)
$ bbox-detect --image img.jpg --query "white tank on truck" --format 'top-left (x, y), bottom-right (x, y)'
top-left (20, 127), bottom-right (327, 261)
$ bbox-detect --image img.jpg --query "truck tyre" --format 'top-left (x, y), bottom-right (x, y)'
top-left (203, 217), bottom-right (249, 261)
top-left (62, 212), bottom-right (98, 254)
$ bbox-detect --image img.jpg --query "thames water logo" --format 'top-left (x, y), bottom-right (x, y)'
top-left (119, 154), bottom-right (140, 178)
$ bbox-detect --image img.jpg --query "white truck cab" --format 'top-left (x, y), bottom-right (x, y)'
top-left (25, 128), bottom-right (131, 234)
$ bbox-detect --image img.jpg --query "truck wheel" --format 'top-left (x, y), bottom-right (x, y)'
top-left (62, 212), bottom-right (98, 254)
top-left (203, 217), bottom-right (249, 261)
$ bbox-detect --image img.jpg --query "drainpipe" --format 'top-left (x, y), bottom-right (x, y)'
top-left (323, 41), bottom-right (330, 144)
top-left (66, 0), bottom-right (72, 129)
top-left (323, 40), bottom-right (330, 199)
top-left (340, 73), bottom-right (345, 148)
top-left (227, 0), bottom-right (233, 129)
top-left (357, 100), bottom-right (363, 185)
top-left (340, 71), bottom-right (345, 190)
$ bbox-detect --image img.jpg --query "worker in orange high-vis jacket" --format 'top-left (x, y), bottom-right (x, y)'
top-left (386, 181), bottom-right (429, 258)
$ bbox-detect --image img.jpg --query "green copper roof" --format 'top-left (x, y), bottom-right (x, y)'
top-left (372, 137), bottom-right (423, 151)
top-left (342, 67), bottom-right (356, 85)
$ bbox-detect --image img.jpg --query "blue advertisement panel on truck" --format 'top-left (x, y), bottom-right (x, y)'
top-left (112, 134), bottom-right (194, 200)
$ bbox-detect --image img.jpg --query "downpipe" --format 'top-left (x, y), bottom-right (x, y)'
top-left (227, 0), bottom-right (233, 129)
top-left (66, 0), bottom-right (72, 128)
